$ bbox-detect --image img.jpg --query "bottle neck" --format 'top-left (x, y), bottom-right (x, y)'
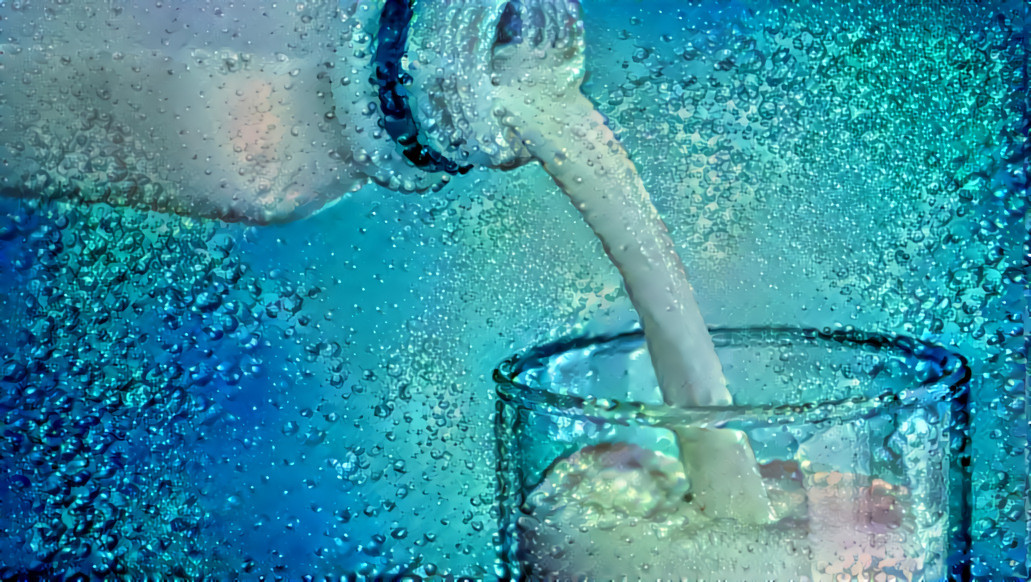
top-left (373, 0), bottom-right (473, 176)
top-left (330, 0), bottom-right (588, 183)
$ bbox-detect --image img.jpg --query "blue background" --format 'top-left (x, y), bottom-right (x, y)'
top-left (0, 0), bottom-right (1026, 578)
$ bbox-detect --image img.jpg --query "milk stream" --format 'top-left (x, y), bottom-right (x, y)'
top-left (474, 0), bottom-right (772, 521)
top-left (502, 90), bottom-right (773, 522)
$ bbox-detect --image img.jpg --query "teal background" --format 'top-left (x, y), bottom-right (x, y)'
top-left (0, 0), bottom-right (1026, 578)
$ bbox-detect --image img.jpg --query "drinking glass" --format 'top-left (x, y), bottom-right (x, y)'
top-left (494, 327), bottom-right (971, 580)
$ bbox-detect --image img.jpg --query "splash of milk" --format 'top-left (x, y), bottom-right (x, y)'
top-left (502, 91), bottom-right (772, 521)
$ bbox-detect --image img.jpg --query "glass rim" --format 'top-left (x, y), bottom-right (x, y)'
top-left (493, 326), bottom-right (971, 429)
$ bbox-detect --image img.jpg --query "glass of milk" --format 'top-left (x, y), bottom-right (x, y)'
top-left (494, 327), bottom-right (970, 580)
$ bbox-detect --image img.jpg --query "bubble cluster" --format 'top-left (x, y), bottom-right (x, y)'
top-left (0, 0), bottom-right (1025, 578)
top-left (0, 190), bottom-right (506, 578)
top-left (446, 0), bottom-right (1025, 575)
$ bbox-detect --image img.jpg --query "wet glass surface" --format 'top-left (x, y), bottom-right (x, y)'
top-left (0, 0), bottom-right (1025, 578)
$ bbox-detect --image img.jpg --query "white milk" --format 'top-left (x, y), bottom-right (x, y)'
top-left (520, 443), bottom-right (933, 580)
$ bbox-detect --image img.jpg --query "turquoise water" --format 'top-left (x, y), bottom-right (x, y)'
top-left (0, 0), bottom-right (1025, 578)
